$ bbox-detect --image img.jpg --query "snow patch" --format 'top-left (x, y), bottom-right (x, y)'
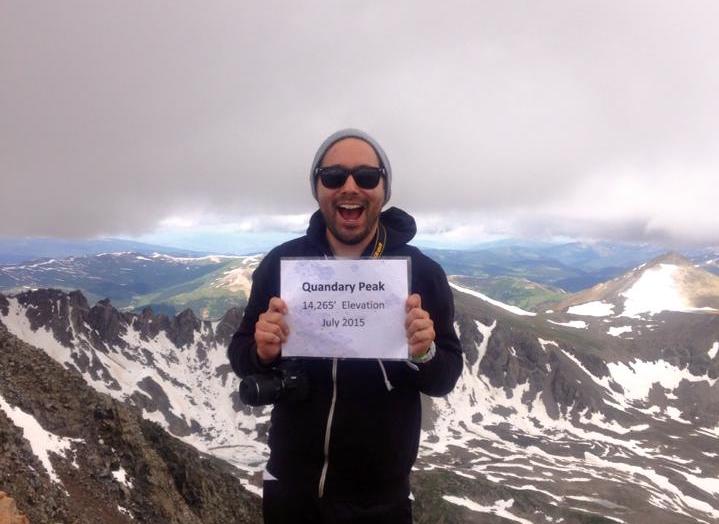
top-left (567, 301), bottom-right (615, 317)
top-left (607, 359), bottom-right (717, 401)
top-left (112, 466), bottom-right (132, 487)
top-left (538, 338), bottom-right (559, 351)
top-left (2, 298), bottom-right (76, 367)
top-left (0, 394), bottom-right (83, 484)
top-left (150, 253), bottom-right (250, 263)
top-left (664, 407), bottom-right (692, 424)
top-left (608, 326), bottom-right (633, 337)
top-left (548, 319), bottom-right (588, 329)
top-left (620, 264), bottom-right (717, 317)
top-left (240, 479), bottom-right (263, 497)
top-left (213, 266), bottom-right (253, 295)
top-left (474, 320), bottom-right (496, 366)
top-left (708, 342), bottom-right (718, 360)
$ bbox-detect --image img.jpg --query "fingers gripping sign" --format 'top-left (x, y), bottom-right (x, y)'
top-left (255, 297), bottom-right (289, 364)
top-left (405, 294), bottom-right (435, 358)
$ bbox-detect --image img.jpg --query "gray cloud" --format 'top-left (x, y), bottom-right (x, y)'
top-left (1, 1), bottom-right (718, 245)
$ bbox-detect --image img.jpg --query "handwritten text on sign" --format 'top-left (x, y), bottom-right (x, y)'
top-left (280, 258), bottom-right (410, 359)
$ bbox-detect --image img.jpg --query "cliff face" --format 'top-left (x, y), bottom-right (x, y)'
top-left (0, 324), bottom-right (261, 523)
top-left (0, 288), bottom-right (267, 481)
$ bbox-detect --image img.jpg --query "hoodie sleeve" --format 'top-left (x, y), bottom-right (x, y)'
top-left (413, 258), bottom-right (463, 396)
top-left (227, 254), bottom-right (279, 377)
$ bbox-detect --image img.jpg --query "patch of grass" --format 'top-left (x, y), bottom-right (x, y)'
top-left (451, 275), bottom-right (566, 311)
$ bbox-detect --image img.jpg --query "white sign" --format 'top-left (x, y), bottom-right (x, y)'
top-left (280, 258), bottom-right (410, 359)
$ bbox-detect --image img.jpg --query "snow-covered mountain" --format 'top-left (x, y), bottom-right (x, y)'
top-left (550, 252), bottom-right (719, 318)
top-left (1, 256), bottom-right (718, 522)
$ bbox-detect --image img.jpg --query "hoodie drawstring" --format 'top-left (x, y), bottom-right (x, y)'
top-left (377, 360), bottom-right (394, 391)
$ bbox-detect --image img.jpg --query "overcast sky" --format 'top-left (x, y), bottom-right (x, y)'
top-left (1, 1), bottom-right (718, 248)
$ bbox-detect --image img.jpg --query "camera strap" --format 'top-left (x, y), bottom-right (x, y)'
top-left (370, 223), bottom-right (387, 259)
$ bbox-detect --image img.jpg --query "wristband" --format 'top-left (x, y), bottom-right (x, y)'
top-left (411, 341), bottom-right (436, 364)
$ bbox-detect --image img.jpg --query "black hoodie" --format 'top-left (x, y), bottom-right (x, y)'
top-left (228, 207), bottom-right (463, 501)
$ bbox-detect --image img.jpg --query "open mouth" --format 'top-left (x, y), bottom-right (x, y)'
top-left (337, 203), bottom-right (365, 222)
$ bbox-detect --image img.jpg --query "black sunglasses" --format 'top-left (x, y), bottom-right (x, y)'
top-left (315, 165), bottom-right (385, 190)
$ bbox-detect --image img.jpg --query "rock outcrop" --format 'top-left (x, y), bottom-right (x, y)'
top-left (0, 323), bottom-right (261, 523)
top-left (0, 492), bottom-right (29, 524)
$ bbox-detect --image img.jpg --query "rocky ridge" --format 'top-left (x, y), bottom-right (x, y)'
top-left (0, 323), bottom-right (261, 523)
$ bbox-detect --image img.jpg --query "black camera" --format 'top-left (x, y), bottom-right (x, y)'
top-left (239, 360), bottom-right (309, 406)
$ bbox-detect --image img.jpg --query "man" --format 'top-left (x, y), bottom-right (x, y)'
top-left (228, 129), bottom-right (463, 523)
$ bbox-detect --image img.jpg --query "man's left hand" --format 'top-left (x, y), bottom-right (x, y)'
top-left (405, 294), bottom-right (435, 358)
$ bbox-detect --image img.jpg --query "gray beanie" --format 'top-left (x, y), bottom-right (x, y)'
top-left (310, 128), bottom-right (392, 204)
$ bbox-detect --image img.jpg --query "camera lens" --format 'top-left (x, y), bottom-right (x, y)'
top-left (240, 374), bottom-right (285, 406)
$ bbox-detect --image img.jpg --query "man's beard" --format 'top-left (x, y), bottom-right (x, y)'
top-left (323, 205), bottom-right (381, 246)
top-left (326, 219), bottom-right (376, 245)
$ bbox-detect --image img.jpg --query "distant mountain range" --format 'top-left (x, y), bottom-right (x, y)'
top-left (2, 240), bottom-right (717, 321)
top-left (426, 240), bottom-right (718, 290)
top-left (1, 253), bottom-right (718, 522)
top-left (0, 252), bottom-right (260, 319)
top-left (0, 237), bottom-right (208, 265)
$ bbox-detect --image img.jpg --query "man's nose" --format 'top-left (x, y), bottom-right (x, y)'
top-left (339, 174), bottom-right (360, 192)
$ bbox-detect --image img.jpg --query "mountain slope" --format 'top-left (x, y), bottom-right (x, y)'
top-left (2, 281), bottom-right (719, 522)
top-left (549, 252), bottom-right (719, 317)
top-left (0, 289), bottom-right (268, 488)
top-left (449, 274), bottom-right (566, 311)
top-left (0, 323), bottom-right (261, 523)
top-left (419, 287), bottom-right (719, 523)
top-left (126, 254), bottom-right (261, 318)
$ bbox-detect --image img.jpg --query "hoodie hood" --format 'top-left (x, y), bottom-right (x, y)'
top-left (306, 206), bottom-right (417, 254)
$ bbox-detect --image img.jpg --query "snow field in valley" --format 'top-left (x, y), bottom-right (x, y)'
top-left (420, 319), bottom-right (719, 522)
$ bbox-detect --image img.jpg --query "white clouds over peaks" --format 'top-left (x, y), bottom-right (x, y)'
top-left (1, 1), bottom-right (718, 245)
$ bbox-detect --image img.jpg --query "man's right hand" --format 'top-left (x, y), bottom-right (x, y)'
top-left (254, 297), bottom-right (289, 364)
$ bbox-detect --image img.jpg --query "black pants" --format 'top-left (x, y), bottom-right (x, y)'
top-left (263, 480), bottom-right (413, 524)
